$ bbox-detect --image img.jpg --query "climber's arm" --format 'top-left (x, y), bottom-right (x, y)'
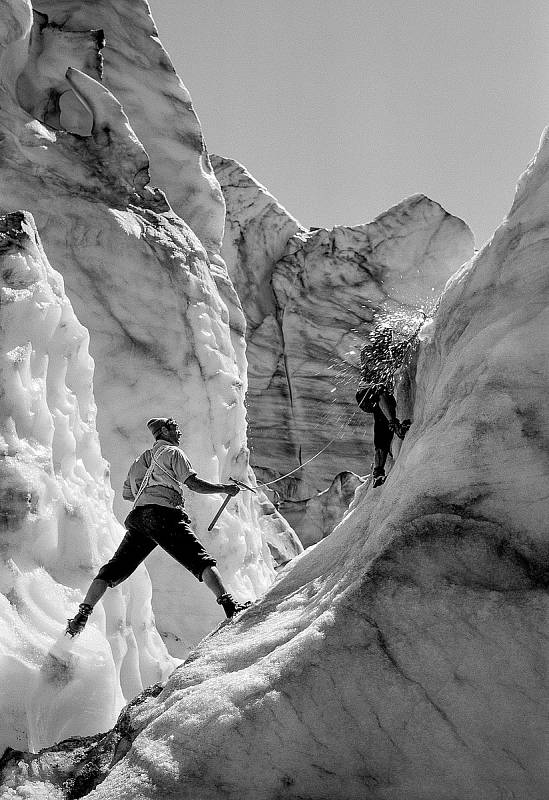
top-left (185, 474), bottom-right (240, 496)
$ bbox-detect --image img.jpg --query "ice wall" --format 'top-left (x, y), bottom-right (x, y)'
top-left (0, 210), bottom-right (175, 753)
top-left (213, 156), bottom-right (475, 538)
top-left (0, 0), bottom-right (299, 660)
top-left (29, 0), bottom-right (226, 258)
top-left (8, 126), bottom-right (548, 798)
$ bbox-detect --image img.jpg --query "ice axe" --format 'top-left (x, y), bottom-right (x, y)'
top-left (207, 477), bottom-right (256, 531)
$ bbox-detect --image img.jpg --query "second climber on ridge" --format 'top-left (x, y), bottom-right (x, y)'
top-left (66, 416), bottom-right (250, 637)
top-left (356, 325), bottom-right (411, 487)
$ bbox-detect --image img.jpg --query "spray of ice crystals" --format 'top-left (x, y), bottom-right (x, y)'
top-left (259, 303), bottom-right (435, 489)
top-left (312, 304), bottom-right (433, 442)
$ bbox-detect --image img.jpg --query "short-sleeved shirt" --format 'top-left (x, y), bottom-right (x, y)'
top-left (123, 439), bottom-right (196, 509)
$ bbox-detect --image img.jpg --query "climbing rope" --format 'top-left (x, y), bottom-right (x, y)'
top-left (255, 408), bottom-right (361, 490)
top-left (255, 437), bottom-right (339, 489)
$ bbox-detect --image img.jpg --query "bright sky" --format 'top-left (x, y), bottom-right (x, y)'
top-left (148, 0), bottom-right (549, 248)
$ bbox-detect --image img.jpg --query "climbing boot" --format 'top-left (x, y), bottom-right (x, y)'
top-left (399, 419), bottom-right (412, 437)
top-left (66, 603), bottom-right (93, 637)
top-left (372, 468), bottom-right (386, 488)
top-left (388, 418), bottom-right (410, 440)
top-left (216, 593), bottom-right (251, 619)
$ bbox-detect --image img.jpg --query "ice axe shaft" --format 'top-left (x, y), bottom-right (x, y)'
top-left (207, 477), bottom-right (256, 531)
top-left (208, 493), bottom-right (232, 531)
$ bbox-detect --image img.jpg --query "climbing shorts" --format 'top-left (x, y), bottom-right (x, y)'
top-left (96, 505), bottom-right (217, 587)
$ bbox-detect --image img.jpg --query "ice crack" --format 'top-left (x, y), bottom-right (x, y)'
top-left (364, 615), bottom-right (470, 749)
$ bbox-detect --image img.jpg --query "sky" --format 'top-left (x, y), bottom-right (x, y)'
top-left (147, 0), bottom-right (549, 248)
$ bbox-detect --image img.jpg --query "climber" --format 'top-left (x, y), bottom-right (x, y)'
top-left (356, 326), bottom-right (411, 487)
top-left (66, 417), bottom-right (249, 637)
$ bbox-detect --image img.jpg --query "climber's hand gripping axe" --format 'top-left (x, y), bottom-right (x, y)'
top-left (207, 477), bottom-right (256, 531)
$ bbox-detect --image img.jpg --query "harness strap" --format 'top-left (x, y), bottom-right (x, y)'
top-left (132, 445), bottom-right (182, 508)
top-left (151, 449), bottom-right (181, 486)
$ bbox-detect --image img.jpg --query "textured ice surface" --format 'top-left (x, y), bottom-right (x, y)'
top-left (29, 0), bottom-right (225, 257)
top-left (2, 1), bottom-right (548, 797)
top-left (28, 126), bottom-right (546, 800)
top-left (0, 211), bottom-right (175, 752)
top-left (0, 0), bottom-right (299, 663)
top-left (281, 471), bottom-right (364, 548)
top-left (214, 157), bottom-right (475, 533)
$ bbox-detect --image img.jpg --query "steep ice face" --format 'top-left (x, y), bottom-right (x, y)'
top-left (30, 0), bottom-right (226, 257)
top-left (211, 157), bottom-right (307, 333)
top-left (26, 125), bottom-right (544, 800)
top-left (0, 3), bottom-right (299, 660)
top-left (0, 211), bottom-right (176, 753)
top-left (214, 156), bottom-right (475, 524)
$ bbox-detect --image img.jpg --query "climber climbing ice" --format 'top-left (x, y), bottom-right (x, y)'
top-left (356, 322), bottom-right (413, 487)
top-left (66, 417), bottom-right (250, 637)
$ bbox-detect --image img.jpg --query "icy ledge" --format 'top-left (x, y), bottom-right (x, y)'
top-left (0, 211), bottom-right (175, 754)
top-left (3, 129), bottom-right (549, 797)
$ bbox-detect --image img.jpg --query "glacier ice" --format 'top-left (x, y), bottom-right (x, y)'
top-left (0, 0), bottom-right (299, 664)
top-left (4, 128), bottom-right (548, 796)
top-left (214, 156), bottom-right (475, 537)
top-left (0, 210), bottom-right (175, 752)
top-left (1, 0), bottom-right (548, 797)
top-left (76, 128), bottom-right (549, 798)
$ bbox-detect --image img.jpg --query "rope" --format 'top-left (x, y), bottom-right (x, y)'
top-left (255, 315), bottom-right (426, 492)
top-left (255, 437), bottom-right (339, 489)
top-left (132, 445), bottom-right (177, 508)
top-left (255, 408), bottom-right (361, 490)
